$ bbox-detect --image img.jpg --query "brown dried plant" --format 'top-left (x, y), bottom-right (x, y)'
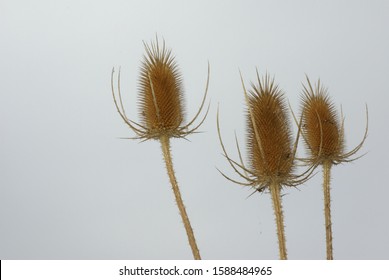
top-left (111, 37), bottom-right (209, 260)
top-left (217, 71), bottom-right (313, 260)
top-left (299, 77), bottom-right (368, 260)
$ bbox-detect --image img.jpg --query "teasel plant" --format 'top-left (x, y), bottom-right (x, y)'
top-left (111, 37), bottom-right (210, 260)
top-left (298, 77), bottom-right (368, 260)
top-left (217, 70), bottom-right (313, 260)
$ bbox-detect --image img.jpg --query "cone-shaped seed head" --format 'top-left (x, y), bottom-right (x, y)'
top-left (247, 76), bottom-right (293, 182)
top-left (301, 80), bottom-right (343, 162)
top-left (138, 39), bottom-right (185, 134)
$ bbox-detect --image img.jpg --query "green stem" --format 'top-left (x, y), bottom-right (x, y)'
top-left (269, 182), bottom-right (287, 260)
top-left (323, 161), bottom-right (333, 260)
top-left (159, 135), bottom-right (201, 260)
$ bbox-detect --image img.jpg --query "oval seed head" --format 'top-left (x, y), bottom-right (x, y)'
top-left (301, 79), bottom-right (343, 163)
top-left (138, 39), bottom-right (185, 137)
top-left (247, 75), bottom-right (293, 183)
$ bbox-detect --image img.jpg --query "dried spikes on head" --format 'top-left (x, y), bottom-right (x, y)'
top-left (217, 70), bottom-right (313, 193)
top-left (111, 36), bottom-right (210, 141)
top-left (138, 39), bottom-right (185, 132)
top-left (300, 76), bottom-right (368, 166)
top-left (301, 78), bottom-right (343, 161)
top-left (247, 73), bottom-right (294, 183)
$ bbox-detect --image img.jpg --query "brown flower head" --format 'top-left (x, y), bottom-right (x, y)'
top-left (247, 74), bottom-right (294, 184)
top-left (111, 36), bottom-right (209, 140)
top-left (138, 40), bottom-right (184, 134)
top-left (217, 71), bottom-right (311, 192)
top-left (300, 77), bottom-right (368, 165)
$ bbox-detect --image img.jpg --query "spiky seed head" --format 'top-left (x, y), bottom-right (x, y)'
top-left (138, 39), bottom-right (185, 136)
top-left (301, 79), bottom-right (343, 163)
top-left (247, 75), bottom-right (293, 183)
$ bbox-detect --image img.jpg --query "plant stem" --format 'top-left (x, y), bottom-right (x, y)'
top-left (322, 160), bottom-right (333, 260)
top-left (159, 135), bottom-right (201, 260)
top-left (269, 182), bottom-right (287, 260)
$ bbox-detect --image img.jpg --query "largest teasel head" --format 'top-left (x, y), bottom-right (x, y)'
top-left (217, 71), bottom-right (312, 192)
top-left (300, 77), bottom-right (368, 166)
top-left (111, 37), bottom-right (210, 140)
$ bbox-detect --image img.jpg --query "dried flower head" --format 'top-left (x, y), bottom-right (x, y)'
top-left (217, 71), bottom-right (311, 192)
top-left (139, 40), bottom-right (185, 134)
top-left (247, 74), bottom-right (294, 185)
top-left (111, 37), bottom-right (209, 141)
top-left (300, 77), bottom-right (368, 166)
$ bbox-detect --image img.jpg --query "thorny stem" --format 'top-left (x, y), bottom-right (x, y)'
top-left (269, 182), bottom-right (287, 260)
top-left (159, 135), bottom-right (201, 260)
top-left (323, 161), bottom-right (333, 260)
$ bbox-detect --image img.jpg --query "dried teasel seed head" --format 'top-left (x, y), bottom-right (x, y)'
top-left (111, 36), bottom-right (209, 141)
top-left (138, 38), bottom-right (185, 136)
top-left (247, 74), bottom-right (294, 183)
top-left (301, 78), bottom-right (343, 163)
top-left (216, 71), bottom-right (314, 193)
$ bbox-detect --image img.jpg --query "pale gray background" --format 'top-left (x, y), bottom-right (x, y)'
top-left (1, 0), bottom-right (388, 259)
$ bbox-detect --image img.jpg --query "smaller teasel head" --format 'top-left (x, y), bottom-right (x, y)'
top-left (217, 70), bottom-right (312, 193)
top-left (111, 36), bottom-right (210, 141)
top-left (300, 77), bottom-right (368, 166)
top-left (301, 78), bottom-right (343, 162)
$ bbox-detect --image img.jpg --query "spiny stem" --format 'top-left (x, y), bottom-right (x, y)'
top-left (159, 135), bottom-right (201, 260)
top-left (323, 160), bottom-right (333, 260)
top-left (269, 182), bottom-right (287, 260)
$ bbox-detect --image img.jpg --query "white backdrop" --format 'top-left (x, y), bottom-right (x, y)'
top-left (1, 0), bottom-right (388, 259)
